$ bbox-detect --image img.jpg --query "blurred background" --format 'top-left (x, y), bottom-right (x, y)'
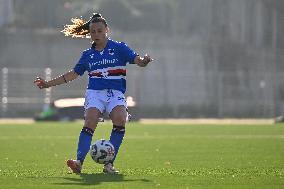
top-left (1, 0), bottom-right (284, 119)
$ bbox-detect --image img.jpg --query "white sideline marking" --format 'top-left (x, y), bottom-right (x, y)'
top-left (0, 135), bottom-right (283, 140)
top-left (0, 119), bottom-right (35, 124)
top-left (0, 118), bottom-right (276, 125)
top-left (139, 119), bottom-right (275, 125)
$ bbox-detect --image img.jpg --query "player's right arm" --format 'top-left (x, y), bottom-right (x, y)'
top-left (34, 70), bottom-right (79, 89)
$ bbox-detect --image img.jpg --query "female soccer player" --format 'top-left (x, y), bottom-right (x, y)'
top-left (34, 13), bottom-right (153, 174)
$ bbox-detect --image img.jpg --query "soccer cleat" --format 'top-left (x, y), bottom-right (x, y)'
top-left (67, 159), bottom-right (82, 173)
top-left (103, 163), bottom-right (119, 174)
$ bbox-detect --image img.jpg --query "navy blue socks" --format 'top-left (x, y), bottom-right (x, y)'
top-left (77, 127), bottom-right (94, 164)
top-left (109, 125), bottom-right (125, 162)
top-left (76, 125), bottom-right (125, 165)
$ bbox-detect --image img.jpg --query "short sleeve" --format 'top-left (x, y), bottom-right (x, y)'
top-left (119, 42), bottom-right (138, 64)
top-left (73, 52), bottom-right (88, 76)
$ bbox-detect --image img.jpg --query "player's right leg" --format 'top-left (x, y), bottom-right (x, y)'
top-left (67, 107), bottom-right (102, 173)
top-left (67, 90), bottom-right (104, 173)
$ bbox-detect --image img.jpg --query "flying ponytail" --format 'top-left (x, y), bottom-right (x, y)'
top-left (61, 13), bottom-right (108, 38)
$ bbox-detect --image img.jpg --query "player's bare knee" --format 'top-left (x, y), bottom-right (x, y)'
top-left (84, 117), bottom-right (98, 130)
top-left (112, 115), bottom-right (126, 126)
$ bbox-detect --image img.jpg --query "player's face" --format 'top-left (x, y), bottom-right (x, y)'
top-left (89, 22), bottom-right (108, 45)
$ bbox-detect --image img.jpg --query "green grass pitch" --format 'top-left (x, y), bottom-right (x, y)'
top-left (0, 122), bottom-right (284, 189)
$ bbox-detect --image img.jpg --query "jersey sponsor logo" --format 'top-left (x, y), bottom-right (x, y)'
top-left (88, 58), bottom-right (119, 69)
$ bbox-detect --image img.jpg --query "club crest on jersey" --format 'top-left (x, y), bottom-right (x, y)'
top-left (101, 69), bottom-right (109, 78)
top-left (100, 50), bottom-right (104, 55)
top-left (90, 54), bottom-right (94, 59)
top-left (108, 49), bottom-right (115, 55)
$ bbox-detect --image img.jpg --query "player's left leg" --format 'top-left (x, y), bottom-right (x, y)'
top-left (109, 105), bottom-right (127, 160)
top-left (104, 90), bottom-right (128, 173)
top-left (104, 105), bottom-right (127, 174)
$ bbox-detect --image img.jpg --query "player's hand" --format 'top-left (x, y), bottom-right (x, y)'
top-left (143, 54), bottom-right (154, 65)
top-left (34, 77), bottom-right (49, 89)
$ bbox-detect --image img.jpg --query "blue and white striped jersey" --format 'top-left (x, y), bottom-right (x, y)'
top-left (73, 38), bottom-right (138, 94)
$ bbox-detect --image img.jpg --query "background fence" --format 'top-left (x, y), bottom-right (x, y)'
top-left (1, 0), bottom-right (284, 118)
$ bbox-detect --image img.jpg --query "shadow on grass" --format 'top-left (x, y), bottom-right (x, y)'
top-left (54, 173), bottom-right (151, 186)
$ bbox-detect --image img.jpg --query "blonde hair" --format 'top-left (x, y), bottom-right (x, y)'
top-left (61, 13), bottom-right (107, 38)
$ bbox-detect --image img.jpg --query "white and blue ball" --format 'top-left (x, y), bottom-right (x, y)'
top-left (89, 139), bottom-right (115, 164)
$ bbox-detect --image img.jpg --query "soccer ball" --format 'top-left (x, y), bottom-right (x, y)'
top-left (89, 139), bottom-right (115, 164)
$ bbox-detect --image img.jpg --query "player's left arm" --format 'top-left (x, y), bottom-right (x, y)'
top-left (134, 54), bottom-right (154, 67)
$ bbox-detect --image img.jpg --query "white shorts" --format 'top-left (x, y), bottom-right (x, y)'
top-left (84, 89), bottom-right (127, 115)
